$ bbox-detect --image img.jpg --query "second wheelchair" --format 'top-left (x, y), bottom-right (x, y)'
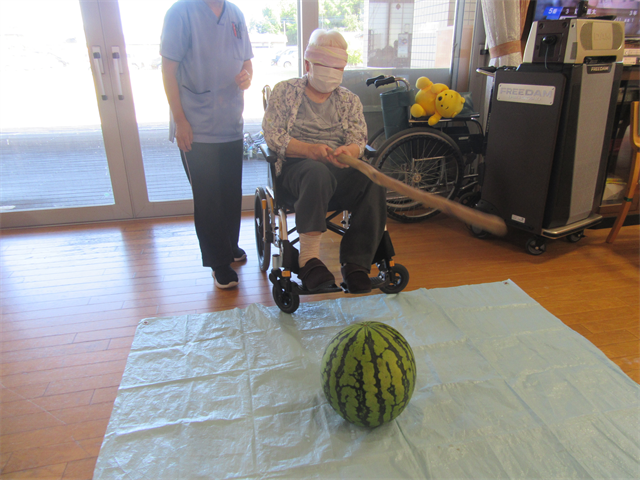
top-left (364, 75), bottom-right (485, 223)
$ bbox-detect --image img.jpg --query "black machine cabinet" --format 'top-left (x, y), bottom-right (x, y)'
top-left (477, 61), bottom-right (622, 243)
top-left (479, 69), bottom-right (566, 234)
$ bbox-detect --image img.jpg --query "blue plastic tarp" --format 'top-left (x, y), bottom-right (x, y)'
top-left (94, 280), bottom-right (640, 479)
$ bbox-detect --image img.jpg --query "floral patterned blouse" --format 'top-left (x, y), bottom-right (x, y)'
top-left (262, 76), bottom-right (368, 176)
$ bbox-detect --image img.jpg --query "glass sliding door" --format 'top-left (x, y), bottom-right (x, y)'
top-left (92, 0), bottom-right (192, 219)
top-left (0, 0), bottom-right (134, 227)
top-left (1, 0), bottom-right (304, 229)
top-left (116, 0), bottom-right (192, 205)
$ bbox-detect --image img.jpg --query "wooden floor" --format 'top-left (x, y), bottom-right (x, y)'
top-left (1, 212), bottom-right (638, 479)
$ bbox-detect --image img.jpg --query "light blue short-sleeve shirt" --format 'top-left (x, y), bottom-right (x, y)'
top-left (160, 0), bottom-right (253, 143)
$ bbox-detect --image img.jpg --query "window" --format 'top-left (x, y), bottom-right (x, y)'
top-left (317, 0), bottom-right (475, 71)
top-left (317, 0), bottom-right (477, 135)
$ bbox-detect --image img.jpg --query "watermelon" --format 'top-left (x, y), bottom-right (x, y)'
top-left (321, 321), bottom-right (416, 428)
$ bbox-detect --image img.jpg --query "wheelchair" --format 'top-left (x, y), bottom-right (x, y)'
top-left (255, 86), bottom-right (409, 314)
top-left (363, 75), bottom-right (486, 223)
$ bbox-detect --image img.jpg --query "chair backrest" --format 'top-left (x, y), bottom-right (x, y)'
top-left (632, 101), bottom-right (639, 151)
top-left (262, 85), bottom-right (272, 112)
top-left (258, 85), bottom-right (279, 197)
top-left (259, 84), bottom-right (275, 165)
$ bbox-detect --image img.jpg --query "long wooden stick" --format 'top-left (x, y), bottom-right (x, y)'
top-left (337, 153), bottom-right (508, 237)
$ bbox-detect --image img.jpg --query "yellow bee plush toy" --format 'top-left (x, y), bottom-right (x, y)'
top-left (410, 77), bottom-right (449, 119)
top-left (428, 89), bottom-right (466, 126)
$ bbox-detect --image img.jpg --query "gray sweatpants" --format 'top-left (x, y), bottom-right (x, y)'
top-left (277, 158), bottom-right (387, 269)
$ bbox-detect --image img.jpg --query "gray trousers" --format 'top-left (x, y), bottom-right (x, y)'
top-left (181, 140), bottom-right (243, 269)
top-left (277, 158), bottom-right (387, 269)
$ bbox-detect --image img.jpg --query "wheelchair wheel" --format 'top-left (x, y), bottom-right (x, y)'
top-left (459, 191), bottom-right (490, 238)
top-left (375, 128), bottom-right (464, 223)
top-left (379, 264), bottom-right (409, 294)
top-left (272, 284), bottom-right (300, 314)
top-left (254, 187), bottom-right (271, 272)
top-left (368, 127), bottom-right (387, 151)
top-left (364, 127), bottom-right (387, 163)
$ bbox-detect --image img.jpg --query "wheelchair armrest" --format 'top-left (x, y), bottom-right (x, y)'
top-left (259, 143), bottom-right (278, 164)
top-left (364, 144), bottom-right (377, 159)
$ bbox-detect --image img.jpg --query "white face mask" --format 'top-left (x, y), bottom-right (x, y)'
top-left (308, 64), bottom-right (343, 93)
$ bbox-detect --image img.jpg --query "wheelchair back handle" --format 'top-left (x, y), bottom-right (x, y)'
top-left (366, 75), bottom-right (385, 86)
top-left (366, 75), bottom-right (410, 91)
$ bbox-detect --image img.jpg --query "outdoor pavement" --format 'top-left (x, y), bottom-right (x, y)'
top-left (0, 123), bottom-right (267, 211)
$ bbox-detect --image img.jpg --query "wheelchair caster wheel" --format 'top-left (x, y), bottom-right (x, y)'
top-left (379, 263), bottom-right (409, 294)
top-left (272, 284), bottom-right (300, 314)
top-left (458, 190), bottom-right (481, 208)
top-left (526, 237), bottom-right (546, 256)
top-left (462, 194), bottom-right (492, 239)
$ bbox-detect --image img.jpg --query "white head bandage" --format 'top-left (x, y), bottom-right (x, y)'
top-left (304, 44), bottom-right (348, 68)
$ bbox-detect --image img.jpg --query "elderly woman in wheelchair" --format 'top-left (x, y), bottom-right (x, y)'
top-left (258, 28), bottom-right (408, 313)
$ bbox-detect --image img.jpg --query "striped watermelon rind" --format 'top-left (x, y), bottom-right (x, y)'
top-left (321, 321), bottom-right (416, 428)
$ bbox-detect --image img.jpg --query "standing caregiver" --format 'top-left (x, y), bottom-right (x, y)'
top-left (161, 0), bottom-right (253, 289)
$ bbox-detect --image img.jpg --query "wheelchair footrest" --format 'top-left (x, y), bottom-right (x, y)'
top-left (270, 266), bottom-right (406, 297)
top-left (292, 282), bottom-right (342, 295)
top-left (339, 276), bottom-right (386, 294)
top-left (269, 268), bottom-right (342, 295)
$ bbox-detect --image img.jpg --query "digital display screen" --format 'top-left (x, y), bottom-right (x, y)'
top-left (535, 1), bottom-right (640, 37)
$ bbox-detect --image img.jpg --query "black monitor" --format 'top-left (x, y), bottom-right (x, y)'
top-left (534, 0), bottom-right (640, 37)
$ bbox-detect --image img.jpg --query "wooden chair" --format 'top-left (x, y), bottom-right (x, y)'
top-left (607, 101), bottom-right (640, 244)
